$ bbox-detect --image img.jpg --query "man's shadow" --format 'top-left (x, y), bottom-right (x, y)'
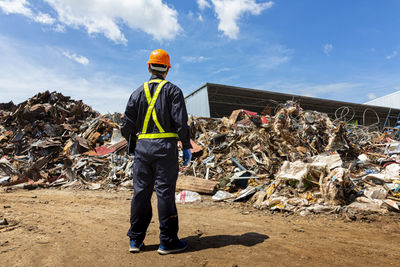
top-left (144, 232), bottom-right (269, 252)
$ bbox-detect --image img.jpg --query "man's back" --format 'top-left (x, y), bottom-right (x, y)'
top-left (122, 74), bottom-right (191, 150)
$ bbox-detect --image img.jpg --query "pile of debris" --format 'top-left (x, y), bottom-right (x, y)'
top-left (0, 91), bottom-right (131, 190)
top-left (1, 92), bottom-right (399, 215)
top-left (181, 102), bottom-right (400, 214)
top-left (186, 103), bottom-right (360, 181)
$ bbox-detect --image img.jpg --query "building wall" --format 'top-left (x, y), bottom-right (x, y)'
top-left (185, 86), bottom-right (210, 117)
top-left (365, 91), bottom-right (400, 109)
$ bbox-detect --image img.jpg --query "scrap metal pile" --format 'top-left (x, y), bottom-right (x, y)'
top-left (183, 102), bottom-right (400, 214)
top-left (0, 91), bottom-right (131, 190)
top-left (1, 92), bottom-right (399, 215)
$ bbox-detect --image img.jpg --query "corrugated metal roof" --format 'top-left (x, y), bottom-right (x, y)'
top-left (185, 83), bottom-right (400, 128)
top-left (365, 90), bottom-right (400, 109)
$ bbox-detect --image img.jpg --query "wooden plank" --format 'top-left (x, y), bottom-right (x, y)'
top-left (176, 175), bottom-right (217, 194)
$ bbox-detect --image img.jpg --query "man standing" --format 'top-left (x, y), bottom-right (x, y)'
top-left (121, 49), bottom-right (192, 255)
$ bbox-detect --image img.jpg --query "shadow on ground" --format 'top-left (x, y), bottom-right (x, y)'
top-left (142, 232), bottom-right (269, 253)
top-left (185, 232), bottom-right (269, 252)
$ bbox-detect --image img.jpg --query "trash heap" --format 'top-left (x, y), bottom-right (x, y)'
top-left (1, 92), bottom-right (399, 215)
top-left (0, 91), bottom-right (131, 190)
top-left (182, 102), bottom-right (400, 214)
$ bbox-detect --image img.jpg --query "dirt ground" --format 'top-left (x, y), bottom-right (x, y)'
top-left (0, 189), bottom-right (399, 267)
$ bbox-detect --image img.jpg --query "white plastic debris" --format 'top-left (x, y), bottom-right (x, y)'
top-left (276, 160), bottom-right (309, 182)
top-left (312, 152), bottom-right (343, 170)
top-left (175, 190), bottom-right (201, 203)
top-left (364, 186), bottom-right (387, 200)
top-left (383, 164), bottom-right (400, 179)
top-left (120, 180), bottom-right (133, 188)
top-left (110, 128), bottom-right (122, 145)
top-left (89, 183), bottom-right (101, 190)
top-left (384, 142), bottom-right (400, 155)
top-left (212, 190), bottom-right (234, 201)
top-left (357, 154), bottom-right (370, 165)
top-left (234, 186), bottom-right (257, 201)
top-left (0, 176), bottom-right (10, 184)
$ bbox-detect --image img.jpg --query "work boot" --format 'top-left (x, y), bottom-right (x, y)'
top-left (157, 240), bottom-right (188, 255)
top-left (129, 239), bottom-right (144, 253)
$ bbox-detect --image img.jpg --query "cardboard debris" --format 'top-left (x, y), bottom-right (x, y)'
top-left (176, 175), bottom-right (218, 194)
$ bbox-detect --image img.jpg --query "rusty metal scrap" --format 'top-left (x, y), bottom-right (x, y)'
top-left (0, 91), bottom-right (131, 190)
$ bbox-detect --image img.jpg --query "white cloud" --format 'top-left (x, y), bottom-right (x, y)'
top-left (0, 0), bottom-right (55, 25)
top-left (386, 50), bottom-right (398, 60)
top-left (197, 0), bottom-right (211, 10)
top-left (34, 12), bottom-right (55, 24)
top-left (0, 0), bottom-right (181, 44)
top-left (62, 51), bottom-right (89, 65)
top-left (43, 0), bottom-right (181, 44)
top-left (0, 0), bottom-right (32, 16)
top-left (323, 43), bottom-right (333, 55)
top-left (367, 93), bottom-right (377, 100)
top-left (181, 56), bottom-right (209, 63)
top-left (213, 67), bottom-right (231, 74)
top-left (210, 0), bottom-right (274, 39)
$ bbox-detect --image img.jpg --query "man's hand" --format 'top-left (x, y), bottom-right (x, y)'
top-left (182, 149), bottom-right (192, 166)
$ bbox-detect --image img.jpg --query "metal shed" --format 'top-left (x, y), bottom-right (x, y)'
top-left (365, 90), bottom-right (400, 110)
top-left (185, 83), bottom-right (400, 129)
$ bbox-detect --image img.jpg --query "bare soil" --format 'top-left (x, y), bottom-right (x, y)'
top-left (0, 189), bottom-right (399, 267)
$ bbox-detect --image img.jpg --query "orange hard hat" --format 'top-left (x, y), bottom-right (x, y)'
top-left (147, 49), bottom-right (171, 68)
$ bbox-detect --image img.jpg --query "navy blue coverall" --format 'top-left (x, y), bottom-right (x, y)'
top-left (121, 74), bottom-right (191, 247)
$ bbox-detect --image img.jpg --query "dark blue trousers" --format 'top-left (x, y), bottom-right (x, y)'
top-left (127, 139), bottom-right (179, 247)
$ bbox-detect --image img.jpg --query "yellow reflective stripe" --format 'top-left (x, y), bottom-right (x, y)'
top-left (138, 132), bottom-right (178, 139)
top-left (148, 80), bottom-right (167, 133)
top-left (143, 82), bottom-right (151, 105)
top-left (148, 79), bottom-right (163, 84)
top-left (152, 109), bottom-right (165, 132)
top-left (141, 80), bottom-right (168, 134)
top-left (144, 80), bottom-right (169, 105)
top-left (142, 83), bottom-right (153, 134)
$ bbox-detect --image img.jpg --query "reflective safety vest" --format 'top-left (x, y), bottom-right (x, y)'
top-left (138, 79), bottom-right (179, 140)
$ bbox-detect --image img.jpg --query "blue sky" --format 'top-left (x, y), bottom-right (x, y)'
top-left (0, 0), bottom-right (400, 114)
